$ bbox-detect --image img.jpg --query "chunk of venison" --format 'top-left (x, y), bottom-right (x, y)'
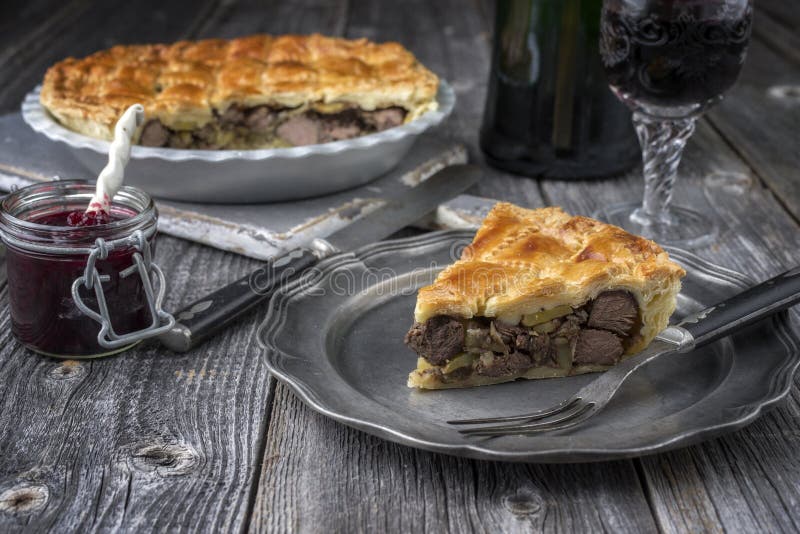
top-left (277, 115), bottom-right (320, 146)
top-left (404, 316), bottom-right (464, 365)
top-left (588, 290), bottom-right (638, 337)
top-left (139, 120), bottom-right (170, 147)
top-left (573, 329), bottom-right (624, 366)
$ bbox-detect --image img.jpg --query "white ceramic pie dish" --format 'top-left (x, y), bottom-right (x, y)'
top-left (21, 81), bottom-right (455, 203)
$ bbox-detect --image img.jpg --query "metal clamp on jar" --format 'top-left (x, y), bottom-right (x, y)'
top-left (0, 180), bottom-right (175, 358)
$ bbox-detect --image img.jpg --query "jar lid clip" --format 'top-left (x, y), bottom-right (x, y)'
top-left (71, 230), bottom-right (175, 349)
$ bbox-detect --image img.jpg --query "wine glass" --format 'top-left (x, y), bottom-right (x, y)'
top-left (596, 0), bottom-right (753, 247)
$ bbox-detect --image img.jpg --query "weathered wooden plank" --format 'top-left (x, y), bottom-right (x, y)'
top-left (634, 141), bottom-right (800, 532)
top-left (0, 0), bottom-right (90, 85)
top-left (542, 118), bottom-right (800, 533)
top-left (251, 383), bottom-right (658, 534)
top-left (194, 0), bottom-right (350, 39)
top-left (481, 6), bottom-right (800, 533)
top-left (1, 1), bottom-right (797, 534)
top-left (0, 247), bottom-right (6, 288)
top-left (250, 2), bottom-right (657, 533)
top-left (0, 236), bottom-right (272, 532)
top-left (0, 0), bottom-right (219, 114)
top-left (0, 1), bottom-right (364, 532)
top-left (703, 38), bottom-right (800, 222)
top-left (757, 0), bottom-right (800, 36)
top-left (751, 8), bottom-right (800, 65)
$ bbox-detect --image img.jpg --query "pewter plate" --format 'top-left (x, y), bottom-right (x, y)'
top-left (20, 81), bottom-right (455, 203)
top-left (258, 231), bottom-right (800, 462)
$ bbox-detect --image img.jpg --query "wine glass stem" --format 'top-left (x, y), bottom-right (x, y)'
top-left (631, 112), bottom-right (696, 227)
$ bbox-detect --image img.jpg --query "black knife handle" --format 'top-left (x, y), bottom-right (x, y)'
top-left (158, 247), bottom-right (319, 352)
top-left (680, 266), bottom-right (800, 348)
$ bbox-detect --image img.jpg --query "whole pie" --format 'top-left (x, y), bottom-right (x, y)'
top-left (405, 204), bottom-right (686, 389)
top-left (40, 34), bottom-right (439, 149)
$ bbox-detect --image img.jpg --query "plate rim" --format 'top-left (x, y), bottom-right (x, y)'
top-left (258, 230), bottom-right (800, 462)
top-left (20, 81), bottom-right (455, 162)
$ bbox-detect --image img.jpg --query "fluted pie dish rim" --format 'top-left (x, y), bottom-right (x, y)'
top-left (21, 80), bottom-right (455, 163)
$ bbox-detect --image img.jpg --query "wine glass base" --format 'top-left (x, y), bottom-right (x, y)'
top-left (593, 202), bottom-right (717, 249)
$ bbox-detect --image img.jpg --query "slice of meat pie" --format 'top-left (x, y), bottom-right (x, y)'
top-left (405, 204), bottom-right (686, 389)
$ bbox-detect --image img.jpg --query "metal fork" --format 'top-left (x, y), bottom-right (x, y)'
top-left (448, 266), bottom-right (800, 437)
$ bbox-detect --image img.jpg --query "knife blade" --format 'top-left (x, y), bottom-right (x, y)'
top-left (158, 164), bottom-right (482, 352)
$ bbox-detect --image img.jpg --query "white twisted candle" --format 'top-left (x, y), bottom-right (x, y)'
top-left (86, 104), bottom-right (145, 214)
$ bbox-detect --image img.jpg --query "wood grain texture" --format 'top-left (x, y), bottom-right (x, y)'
top-left (194, 0), bottom-right (350, 40)
top-left (0, 1), bottom-right (357, 532)
top-left (0, 0), bottom-right (91, 84)
top-left (0, 236), bottom-right (274, 532)
top-left (542, 109), bottom-right (800, 534)
top-left (0, 247), bottom-right (6, 288)
top-left (0, 0), bottom-right (219, 114)
top-left (638, 17), bottom-right (800, 534)
top-left (757, 0), bottom-right (800, 52)
top-left (478, 4), bottom-right (800, 533)
top-left (251, 383), bottom-right (658, 534)
top-left (0, 0), bottom-right (799, 533)
top-left (249, 1), bottom-right (656, 533)
top-left (705, 35), bottom-right (800, 223)
top-left (752, 8), bottom-right (800, 65)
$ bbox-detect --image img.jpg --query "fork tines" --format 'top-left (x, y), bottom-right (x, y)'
top-left (447, 397), bottom-right (596, 436)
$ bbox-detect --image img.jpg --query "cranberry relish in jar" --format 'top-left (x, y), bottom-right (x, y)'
top-left (0, 181), bottom-right (174, 358)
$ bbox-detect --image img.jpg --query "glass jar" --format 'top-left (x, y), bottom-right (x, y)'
top-left (0, 181), bottom-right (174, 358)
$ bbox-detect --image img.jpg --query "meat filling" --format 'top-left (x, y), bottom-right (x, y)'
top-left (587, 290), bottom-right (638, 336)
top-left (138, 105), bottom-right (407, 149)
top-left (573, 329), bottom-right (624, 365)
top-left (139, 120), bottom-right (169, 147)
top-left (405, 291), bottom-right (639, 379)
top-left (404, 315), bottom-right (464, 366)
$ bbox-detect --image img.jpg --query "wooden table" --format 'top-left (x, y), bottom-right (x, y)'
top-left (1, 1), bottom-right (799, 532)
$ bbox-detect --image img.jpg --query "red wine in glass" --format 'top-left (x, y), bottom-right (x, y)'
top-left (596, 0), bottom-right (753, 247)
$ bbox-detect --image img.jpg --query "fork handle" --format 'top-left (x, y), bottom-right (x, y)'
top-left (680, 266), bottom-right (800, 347)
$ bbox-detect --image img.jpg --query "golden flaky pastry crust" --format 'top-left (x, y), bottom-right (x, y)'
top-left (414, 203), bottom-right (685, 356)
top-left (40, 34), bottom-right (439, 140)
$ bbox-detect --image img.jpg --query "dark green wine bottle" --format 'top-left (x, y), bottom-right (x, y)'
top-left (480, 0), bottom-right (640, 179)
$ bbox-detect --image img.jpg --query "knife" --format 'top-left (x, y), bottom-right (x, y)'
top-left (158, 164), bottom-right (482, 352)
